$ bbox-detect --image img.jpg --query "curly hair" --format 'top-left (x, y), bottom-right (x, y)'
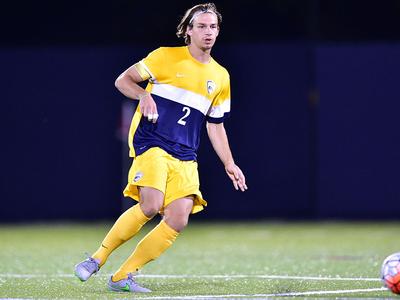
top-left (176, 3), bottom-right (222, 45)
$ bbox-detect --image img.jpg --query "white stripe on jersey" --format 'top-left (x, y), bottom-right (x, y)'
top-left (151, 83), bottom-right (211, 115)
top-left (207, 99), bottom-right (231, 118)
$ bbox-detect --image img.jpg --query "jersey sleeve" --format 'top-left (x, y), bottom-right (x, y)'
top-left (134, 47), bottom-right (166, 82)
top-left (206, 71), bottom-right (231, 123)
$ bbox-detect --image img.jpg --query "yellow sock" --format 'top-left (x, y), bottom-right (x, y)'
top-left (112, 220), bottom-right (178, 281)
top-left (92, 204), bottom-right (150, 266)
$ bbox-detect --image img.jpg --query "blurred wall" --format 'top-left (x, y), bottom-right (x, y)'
top-left (0, 47), bottom-right (133, 221)
top-left (1, 43), bottom-right (399, 221)
top-left (316, 44), bottom-right (400, 219)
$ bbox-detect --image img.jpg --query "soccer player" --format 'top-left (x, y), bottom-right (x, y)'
top-left (74, 2), bottom-right (247, 293)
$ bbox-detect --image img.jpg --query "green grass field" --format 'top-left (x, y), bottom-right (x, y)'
top-left (0, 221), bottom-right (399, 299)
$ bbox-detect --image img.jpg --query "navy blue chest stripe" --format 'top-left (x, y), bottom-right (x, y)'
top-left (133, 95), bottom-right (206, 160)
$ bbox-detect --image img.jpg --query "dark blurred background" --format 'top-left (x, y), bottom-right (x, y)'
top-left (1, 0), bottom-right (400, 222)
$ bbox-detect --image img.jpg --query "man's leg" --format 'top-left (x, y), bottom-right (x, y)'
top-left (110, 196), bottom-right (193, 283)
top-left (74, 188), bottom-right (163, 282)
top-left (93, 187), bottom-right (164, 264)
top-left (163, 196), bottom-right (194, 232)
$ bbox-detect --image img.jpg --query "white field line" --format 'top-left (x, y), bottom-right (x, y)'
top-left (0, 289), bottom-right (389, 300)
top-left (0, 275), bottom-right (387, 299)
top-left (136, 287), bottom-right (388, 299)
top-left (0, 273), bottom-right (381, 281)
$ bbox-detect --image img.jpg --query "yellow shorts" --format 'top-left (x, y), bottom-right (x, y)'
top-left (123, 147), bottom-right (207, 214)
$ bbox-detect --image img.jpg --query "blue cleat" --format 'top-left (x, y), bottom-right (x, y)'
top-left (108, 273), bottom-right (151, 293)
top-left (74, 255), bottom-right (100, 282)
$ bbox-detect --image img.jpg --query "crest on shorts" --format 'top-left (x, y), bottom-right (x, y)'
top-left (133, 171), bottom-right (143, 183)
top-left (206, 80), bottom-right (216, 95)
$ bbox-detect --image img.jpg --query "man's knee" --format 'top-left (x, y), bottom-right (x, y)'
top-left (164, 214), bottom-right (189, 232)
top-left (163, 197), bottom-right (193, 232)
top-left (140, 202), bottom-right (160, 218)
top-left (139, 187), bottom-right (164, 218)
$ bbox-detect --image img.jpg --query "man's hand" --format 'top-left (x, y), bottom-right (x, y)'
top-left (139, 92), bottom-right (159, 123)
top-left (225, 162), bottom-right (248, 192)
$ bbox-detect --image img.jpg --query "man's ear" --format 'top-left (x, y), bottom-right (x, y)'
top-left (186, 27), bottom-right (192, 37)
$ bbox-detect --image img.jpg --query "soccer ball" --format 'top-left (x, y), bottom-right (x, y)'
top-left (381, 252), bottom-right (400, 294)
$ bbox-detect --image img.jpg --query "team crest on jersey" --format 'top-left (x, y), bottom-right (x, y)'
top-left (133, 171), bottom-right (143, 183)
top-left (206, 80), bottom-right (216, 95)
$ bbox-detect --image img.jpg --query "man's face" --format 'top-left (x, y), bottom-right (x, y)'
top-left (187, 12), bottom-right (219, 51)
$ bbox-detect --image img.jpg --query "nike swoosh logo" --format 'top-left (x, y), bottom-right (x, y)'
top-left (176, 73), bottom-right (185, 78)
top-left (121, 283), bottom-right (130, 291)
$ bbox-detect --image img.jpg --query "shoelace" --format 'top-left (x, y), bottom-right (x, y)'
top-left (126, 273), bottom-right (139, 286)
top-left (84, 252), bottom-right (99, 273)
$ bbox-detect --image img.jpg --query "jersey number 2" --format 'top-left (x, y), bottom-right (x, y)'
top-left (177, 107), bottom-right (191, 125)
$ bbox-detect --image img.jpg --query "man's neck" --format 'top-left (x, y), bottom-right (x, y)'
top-left (188, 45), bottom-right (211, 64)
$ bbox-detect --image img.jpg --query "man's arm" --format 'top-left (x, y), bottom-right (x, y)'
top-left (206, 122), bottom-right (247, 192)
top-left (115, 65), bottom-right (159, 123)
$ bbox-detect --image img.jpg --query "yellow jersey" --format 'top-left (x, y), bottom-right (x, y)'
top-left (128, 46), bottom-right (231, 160)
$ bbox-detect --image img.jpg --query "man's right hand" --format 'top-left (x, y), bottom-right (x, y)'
top-left (139, 92), bottom-right (159, 123)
